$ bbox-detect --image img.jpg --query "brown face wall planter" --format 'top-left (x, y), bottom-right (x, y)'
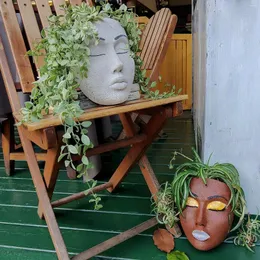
top-left (180, 178), bottom-right (234, 251)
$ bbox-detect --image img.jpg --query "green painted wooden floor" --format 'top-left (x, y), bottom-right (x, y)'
top-left (0, 112), bottom-right (259, 259)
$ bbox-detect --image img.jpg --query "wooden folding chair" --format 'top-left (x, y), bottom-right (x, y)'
top-left (0, 1), bottom-right (187, 259)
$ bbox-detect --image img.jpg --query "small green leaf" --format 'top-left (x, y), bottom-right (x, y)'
top-left (82, 155), bottom-right (89, 165)
top-left (91, 180), bottom-right (97, 188)
top-left (81, 121), bottom-right (92, 128)
top-left (68, 145), bottom-right (78, 154)
top-left (150, 81), bottom-right (157, 88)
top-left (81, 134), bottom-right (90, 146)
top-left (25, 101), bottom-right (34, 109)
top-left (95, 204), bottom-right (103, 210)
top-left (65, 117), bottom-right (75, 126)
top-left (76, 163), bottom-right (84, 172)
top-left (65, 160), bottom-right (70, 168)
top-left (167, 251), bottom-right (189, 260)
top-left (63, 133), bottom-right (71, 139)
top-left (119, 4), bottom-right (127, 12)
top-left (58, 153), bottom-right (67, 162)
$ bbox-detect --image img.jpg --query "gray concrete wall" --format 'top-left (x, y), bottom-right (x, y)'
top-left (192, 0), bottom-right (207, 157)
top-left (193, 0), bottom-right (260, 213)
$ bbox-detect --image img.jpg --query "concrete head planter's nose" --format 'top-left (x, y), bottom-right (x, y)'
top-left (180, 178), bottom-right (234, 251)
top-left (79, 17), bottom-right (135, 105)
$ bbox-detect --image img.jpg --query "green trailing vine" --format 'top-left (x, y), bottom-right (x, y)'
top-left (153, 148), bottom-right (247, 231)
top-left (18, 3), bottom-right (179, 210)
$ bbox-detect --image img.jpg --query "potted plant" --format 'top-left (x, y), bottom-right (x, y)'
top-left (153, 148), bottom-right (247, 251)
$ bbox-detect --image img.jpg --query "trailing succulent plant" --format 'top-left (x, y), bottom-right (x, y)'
top-left (153, 148), bottom-right (247, 231)
top-left (18, 3), bottom-right (179, 210)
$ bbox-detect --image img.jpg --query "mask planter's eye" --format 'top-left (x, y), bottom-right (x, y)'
top-left (186, 197), bottom-right (199, 208)
top-left (115, 42), bottom-right (129, 55)
top-left (207, 201), bottom-right (227, 211)
top-left (90, 54), bottom-right (106, 57)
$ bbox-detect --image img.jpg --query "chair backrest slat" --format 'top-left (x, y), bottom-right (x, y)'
top-left (0, 37), bottom-right (22, 112)
top-left (142, 8), bottom-right (169, 69)
top-left (140, 11), bottom-right (160, 67)
top-left (17, 0), bottom-right (44, 70)
top-left (52, 0), bottom-right (66, 16)
top-left (139, 8), bottom-right (177, 82)
top-left (141, 8), bottom-right (172, 70)
top-left (34, 0), bottom-right (52, 28)
top-left (147, 9), bottom-right (171, 69)
top-left (0, 0), bottom-right (35, 93)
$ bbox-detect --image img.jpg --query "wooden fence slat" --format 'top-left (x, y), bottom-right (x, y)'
top-left (186, 34), bottom-right (192, 109)
top-left (176, 40), bottom-right (183, 96)
top-left (0, 0), bottom-right (35, 92)
top-left (182, 39), bottom-right (187, 99)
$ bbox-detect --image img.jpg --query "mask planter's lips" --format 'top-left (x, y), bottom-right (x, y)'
top-left (192, 230), bottom-right (210, 241)
top-left (110, 77), bottom-right (127, 90)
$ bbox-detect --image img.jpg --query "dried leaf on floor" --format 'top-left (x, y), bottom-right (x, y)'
top-left (153, 228), bottom-right (174, 253)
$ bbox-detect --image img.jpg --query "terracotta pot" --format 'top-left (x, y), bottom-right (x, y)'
top-left (180, 177), bottom-right (234, 251)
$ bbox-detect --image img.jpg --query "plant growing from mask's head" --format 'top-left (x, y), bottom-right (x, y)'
top-left (153, 148), bottom-right (247, 231)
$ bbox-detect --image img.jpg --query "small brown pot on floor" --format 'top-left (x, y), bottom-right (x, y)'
top-left (180, 177), bottom-right (234, 251)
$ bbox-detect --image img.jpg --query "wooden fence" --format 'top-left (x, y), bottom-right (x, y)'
top-left (157, 34), bottom-right (192, 110)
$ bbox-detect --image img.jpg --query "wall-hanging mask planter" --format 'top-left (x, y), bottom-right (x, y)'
top-left (153, 148), bottom-right (247, 251)
top-left (180, 177), bottom-right (234, 251)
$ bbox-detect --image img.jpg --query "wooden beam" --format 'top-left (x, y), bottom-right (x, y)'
top-left (72, 217), bottom-right (158, 260)
top-left (22, 125), bottom-right (57, 150)
top-left (10, 152), bottom-right (46, 161)
top-left (51, 182), bottom-right (113, 208)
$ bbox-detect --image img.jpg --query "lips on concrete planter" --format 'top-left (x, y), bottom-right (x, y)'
top-left (180, 177), bottom-right (234, 251)
top-left (78, 17), bottom-right (135, 106)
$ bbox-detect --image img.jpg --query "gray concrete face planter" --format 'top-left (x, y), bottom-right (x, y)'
top-left (78, 17), bottom-right (135, 105)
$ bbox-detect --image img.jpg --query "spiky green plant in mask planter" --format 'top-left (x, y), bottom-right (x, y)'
top-left (153, 148), bottom-right (247, 251)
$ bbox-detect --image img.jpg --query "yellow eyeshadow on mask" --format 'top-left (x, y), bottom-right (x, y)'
top-left (186, 197), bottom-right (199, 207)
top-left (207, 201), bottom-right (227, 211)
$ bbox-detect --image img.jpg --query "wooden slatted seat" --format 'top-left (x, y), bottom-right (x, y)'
top-left (13, 95), bottom-right (187, 131)
top-left (0, 1), bottom-right (186, 259)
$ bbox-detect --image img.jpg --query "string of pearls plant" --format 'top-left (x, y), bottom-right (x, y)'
top-left (19, 3), bottom-right (178, 210)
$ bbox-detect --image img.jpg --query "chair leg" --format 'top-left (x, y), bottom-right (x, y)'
top-left (38, 131), bottom-right (63, 219)
top-left (118, 113), bottom-right (161, 196)
top-left (108, 108), bottom-right (169, 193)
top-left (1, 115), bottom-right (15, 176)
top-left (17, 126), bottom-right (70, 260)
